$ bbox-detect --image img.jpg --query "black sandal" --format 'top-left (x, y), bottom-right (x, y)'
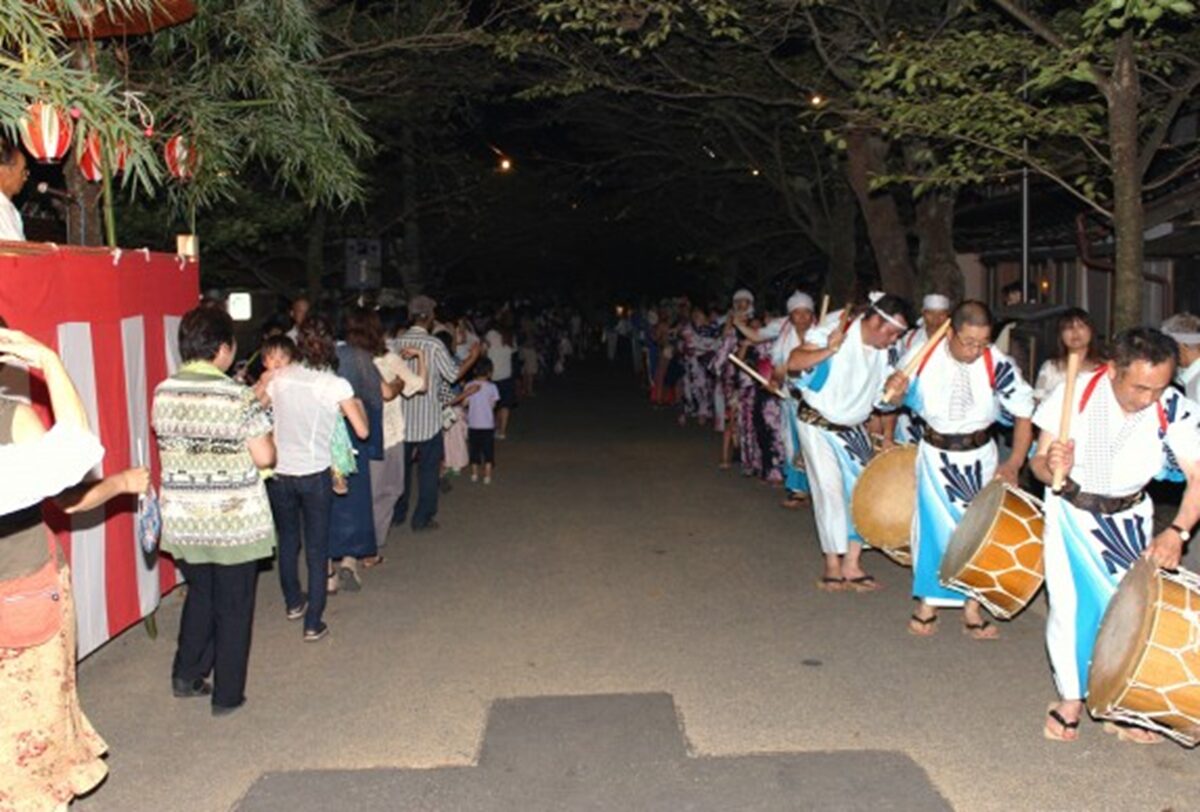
top-left (908, 613), bottom-right (938, 636)
top-left (963, 619), bottom-right (999, 640)
top-left (845, 575), bottom-right (880, 592)
top-left (816, 576), bottom-right (846, 592)
top-left (1044, 705), bottom-right (1080, 742)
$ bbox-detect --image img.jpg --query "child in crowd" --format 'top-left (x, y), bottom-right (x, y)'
top-left (258, 335), bottom-right (356, 495)
top-left (457, 358), bottom-right (500, 484)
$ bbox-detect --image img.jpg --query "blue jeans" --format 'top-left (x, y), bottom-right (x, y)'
top-left (267, 470), bottom-right (331, 632)
top-left (395, 433), bottom-right (444, 529)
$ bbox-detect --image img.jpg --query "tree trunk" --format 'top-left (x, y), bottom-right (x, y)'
top-left (825, 175), bottom-right (857, 303)
top-left (1108, 30), bottom-right (1143, 333)
top-left (844, 130), bottom-right (915, 301)
top-left (63, 152), bottom-right (103, 246)
top-left (305, 207), bottom-right (327, 301)
top-left (398, 125), bottom-right (423, 295)
top-left (914, 191), bottom-right (963, 302)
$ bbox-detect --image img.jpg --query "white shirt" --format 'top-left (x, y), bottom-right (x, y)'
top-left (801, 317), bottom-right (895, 426)
top-left (0, 422), bottom-right (104, 515)
top-left (899, 339), bottom-right (1033, 434)
top-left (485, 330), bottom-right (517, 381)
top-left (1177, 357), bottom-right (1200, 402)
top-left (0, 193), bottom-right (24, 241)
top-left (374, 351), bottom-right (426, 448)
top-left (266, 365), bottom-right (354, 476)
top-left (1033, 373), bottom-right (1200, 497)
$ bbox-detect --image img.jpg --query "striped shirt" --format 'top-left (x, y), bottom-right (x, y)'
top-left (391, 327), bottom-right (460, 442)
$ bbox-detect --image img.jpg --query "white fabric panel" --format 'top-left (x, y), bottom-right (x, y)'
top-left (122, 316), bottom-right (161, 618)
top-left (57, 321), bottom-right (109, 657)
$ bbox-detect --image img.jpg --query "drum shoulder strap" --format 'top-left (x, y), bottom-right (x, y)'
top-left (916, 335), bottom-right (945, 378)
top-left (1078, 364), bottom-right (1110, 414)
top-left (983, 347), bottom-right (995, 390)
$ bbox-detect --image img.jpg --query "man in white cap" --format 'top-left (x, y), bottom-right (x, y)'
top-left (733, 291), bottom-right (816, 506)
top-left (785, 293), bottom-right (911, 591)
top-left (1162, 312), bottom-right (1200, 401)
top-left (893, 294), bottom-right (953, 443)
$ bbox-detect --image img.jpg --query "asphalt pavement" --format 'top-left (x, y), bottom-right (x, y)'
top-left (75, 363), bottom-right (1199, 812)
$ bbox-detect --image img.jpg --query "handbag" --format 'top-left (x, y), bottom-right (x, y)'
top-left (0, 534), bottom-right (63, 649)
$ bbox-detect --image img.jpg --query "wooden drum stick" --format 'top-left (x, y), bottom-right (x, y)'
top-left (818, 294), bottom-right (830, 324)
top-left (1051, 351), bottom-right (1082, 493)
top-left (882, 318), bottom-right (951, 404)
top-left (729, 353), bottom-right (786, 398)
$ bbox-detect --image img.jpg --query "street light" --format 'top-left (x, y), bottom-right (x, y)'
top-left (498, 157), bottom-right (513, 172)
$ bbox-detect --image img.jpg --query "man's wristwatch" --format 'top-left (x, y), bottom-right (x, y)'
top-left (1169, 523), bottom-right (1192, 542)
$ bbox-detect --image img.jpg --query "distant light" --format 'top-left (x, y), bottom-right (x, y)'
top-left (228, 292), bottom-right (252, 322)
top-left (702, 145), bottom-right (716, 159)
top-left (1039, 278), bottom-right (1051, 292)
top-left (750, 168), bottom-right (760, 176)
top-left (498, 157), bottom-right (513, 172)
top-left (810, 94), bottom-right (824, 106)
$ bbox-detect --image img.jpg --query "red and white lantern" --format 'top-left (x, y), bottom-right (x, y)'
top-left (163, 134), bottom-right (198, 181)
top-left (78, 132), bottom-right (129, 182)
top-left (18, 101), bottom-right (74, 163)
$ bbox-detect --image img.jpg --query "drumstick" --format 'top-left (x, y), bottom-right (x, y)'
top-left (728, 353), bottom-right (786, 398)
top-left (882, 318), bottom-right (952, 404)
top-left (1051, 351), bottom-right (1082, 493)
top-left (818, 294), bottom-right (830, 324)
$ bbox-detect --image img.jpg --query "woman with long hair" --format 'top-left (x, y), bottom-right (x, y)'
top-left (264, 315), bottom-right (367, 641)
top-left (1033, 308), bottom-right (1105, 404)
top-left (329, 307), bottom-right (403, 586)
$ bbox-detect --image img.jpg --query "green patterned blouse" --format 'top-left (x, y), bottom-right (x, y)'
top-left (152, 361), bottom-right (276, 565)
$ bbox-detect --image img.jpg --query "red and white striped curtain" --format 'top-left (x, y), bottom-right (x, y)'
top-left (0, 243), bottom-right (199, 658)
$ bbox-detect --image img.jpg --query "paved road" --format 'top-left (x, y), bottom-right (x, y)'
top-left (76, 366), bottom-right (1198, 811)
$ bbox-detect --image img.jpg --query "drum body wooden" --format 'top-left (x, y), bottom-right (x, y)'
top-left (939, 481), bottom-right (1044, 620)
top-left (850, 445), bottom-right (916, 562)
top-left (1087, 560), bottom-right (1200, 747)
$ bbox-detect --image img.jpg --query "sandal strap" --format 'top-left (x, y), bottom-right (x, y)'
top-left (1047, 708), bottom-right (1080, 730)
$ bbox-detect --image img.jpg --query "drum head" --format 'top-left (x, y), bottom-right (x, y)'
top-left (940, 480), bottom-right (1007, 583)
top-left (850, 445), bottom-right (917, 548)
top-left (1087, 558), bottom-right (1156, 709)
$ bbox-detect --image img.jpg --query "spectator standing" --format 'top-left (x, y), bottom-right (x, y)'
top-left (459, 358), bottom-right (500, 484)
top-left (372, 328), bottom-right (426, 551)
top-left (393, 295), bottom-right (479, 531)
top-left (152, 307), bottom-right (276, 716)
top-left (330, 307), bottom-right (401, 585)
top-left (485, 324), bottom-right (518, 439)
top-left (0, 140), bottom-right (28, 241)
top-left (263, 328), bottom-right (367, 641)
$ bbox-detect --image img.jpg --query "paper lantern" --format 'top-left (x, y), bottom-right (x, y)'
top-left (46, 0), bottom-right (198, 40)
top-left (78, 132), bottom-right (128, 182)
top-left (18, 102), bottom-right (74, 163)
top-left (163, 134), bottom-right (198, 181)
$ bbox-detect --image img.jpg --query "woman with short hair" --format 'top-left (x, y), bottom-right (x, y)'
top-left (152, 306), bottom-right (276, 715)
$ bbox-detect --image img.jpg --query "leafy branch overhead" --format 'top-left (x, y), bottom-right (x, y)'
top-left (1, 0), bottom-right (373, 218)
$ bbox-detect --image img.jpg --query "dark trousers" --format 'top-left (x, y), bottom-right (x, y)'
top-left (468, 428), bottom-right (496, 465)
top-left (395, 433), bottom-right (444, 529)
top-left (267, 471), bottom-right (331, 632)
top-left (173, 559), bottom-right (259, 709)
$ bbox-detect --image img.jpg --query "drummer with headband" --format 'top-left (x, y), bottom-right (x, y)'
top-left (893, 294), bottom-right (953, 445)
top-left (1161, 312), bottom-right (1200, 401)
top-left (1030, 328), bottom-right (1200, 743)
top-left (785, 292), bottom-right (910, 592)
top-left (884, 301), bottom-right (1034, 639)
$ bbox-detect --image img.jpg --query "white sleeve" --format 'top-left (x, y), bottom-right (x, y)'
top-left (1165, 395), bottom-right (1200, 466)
top-left (326, 375), bottom-right (355, 408)
top-left (0, 423), bottom-right (104, 515)
top-left (994, 350), bottom-right (1035, 420)
top-left (758, 318), bottom-right (785, 341)
top-left (1032, 381), bottom-right (1066, 437)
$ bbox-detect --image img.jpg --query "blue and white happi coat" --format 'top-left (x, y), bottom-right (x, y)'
top-left (898, 338), bottom-right (1034, 606)
top-left (1033, 371), bottom-right (1200, 699)
top-left (792, 313), bottom-right (895, 554)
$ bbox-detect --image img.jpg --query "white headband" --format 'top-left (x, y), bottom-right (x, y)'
top-left (1164, 329), bottom-right (1200, 346)
top-left (923, 294), bottom-right (951, 311)
top-left (732, 289), bottom-right (755, 304)
top-left (786, 291), bottom-right (814, 313)
top-left (871, 305), bottom-right (906, 331)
